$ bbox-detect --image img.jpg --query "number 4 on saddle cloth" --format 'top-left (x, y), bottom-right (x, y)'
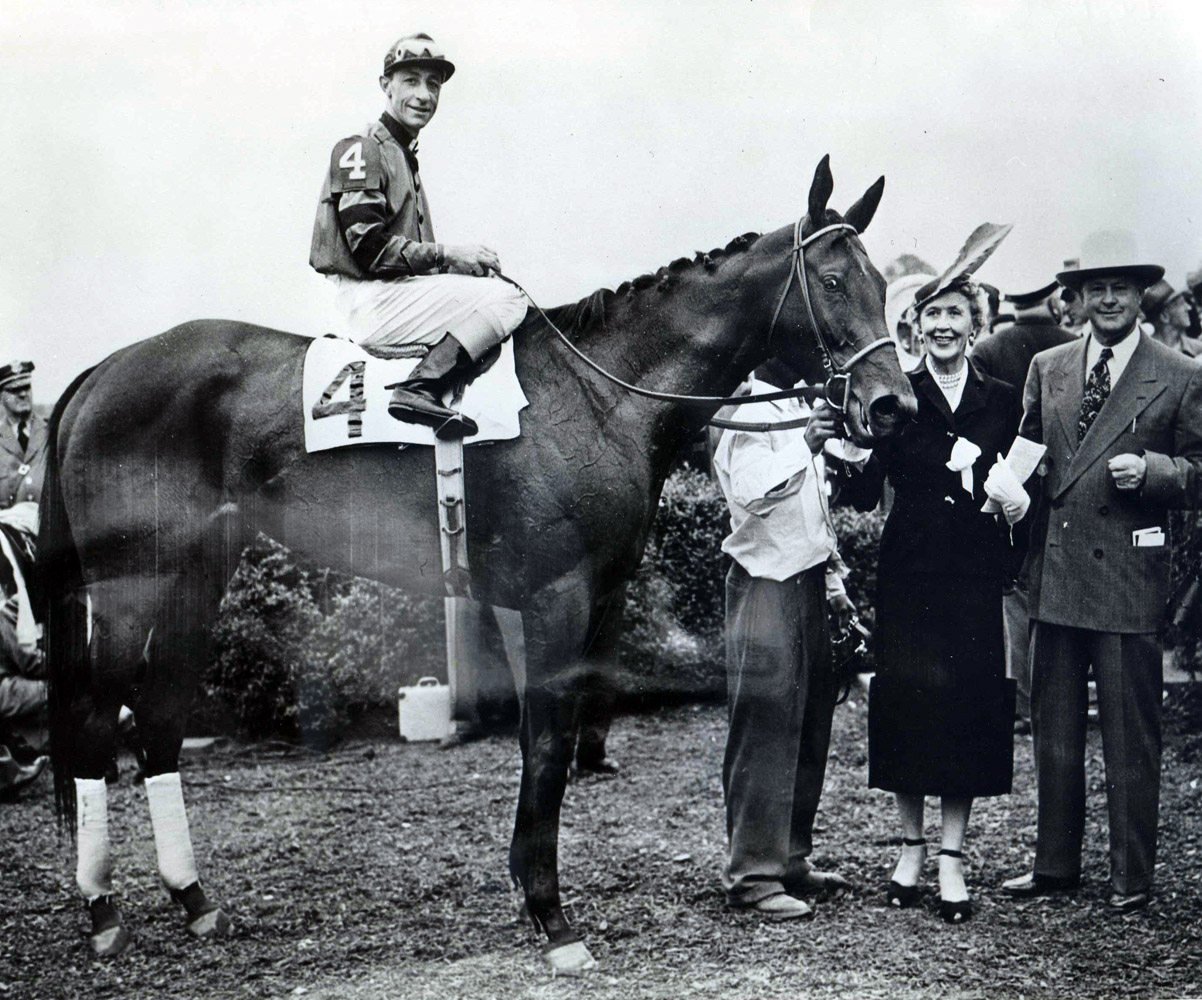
top-left (303, 334), bottom-right (528, 452)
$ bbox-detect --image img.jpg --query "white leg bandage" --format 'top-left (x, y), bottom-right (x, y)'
top-left (75, 778), bottom-right (113, 900)
top-left (144, 772), bottom-right (200, 891)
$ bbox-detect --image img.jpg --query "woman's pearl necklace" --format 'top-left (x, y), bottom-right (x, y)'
top-left (933, 365), bottom-right (965, 389)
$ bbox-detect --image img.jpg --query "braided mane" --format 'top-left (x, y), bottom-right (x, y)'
top-left (544, 231), bottom-right (764, 338)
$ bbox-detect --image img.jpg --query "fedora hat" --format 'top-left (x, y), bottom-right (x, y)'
top-left (1056, 257), bottom-right (1163, 291)
top-left (1141, 279), bottom-right (1183, 319)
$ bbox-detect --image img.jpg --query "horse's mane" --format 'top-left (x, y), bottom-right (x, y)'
top-left (544, 231), bottom-right (764, 338)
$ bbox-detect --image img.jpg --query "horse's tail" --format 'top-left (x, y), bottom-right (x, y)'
top-left (38, 365), bottom-right (97, 834)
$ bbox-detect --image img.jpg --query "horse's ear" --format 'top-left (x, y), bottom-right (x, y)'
top-left (808, 154), bottom-right (834, 226)
top-left (844, 176), bottom-right (885, 234)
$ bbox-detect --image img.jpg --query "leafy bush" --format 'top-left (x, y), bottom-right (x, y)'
top-left (618, 467), bottom-right (730, 701)
top-left (203, 471), bottom-right (888, 738)
top-left (206, 539), bottom-right (444, 744)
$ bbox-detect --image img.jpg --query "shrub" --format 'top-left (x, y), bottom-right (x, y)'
top-left (204, 470), bottom-right (888, 738)
top-left (206, 538), bottom-right (444, 744)
top-left (618, 467), bottom-right (730, 702)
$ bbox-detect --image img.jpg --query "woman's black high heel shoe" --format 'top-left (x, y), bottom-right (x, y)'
top-left (937, 849), bottom-right (973, 923)
top-left (887, 838), bottom-right (926, 908)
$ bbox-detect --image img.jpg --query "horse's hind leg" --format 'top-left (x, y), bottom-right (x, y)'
top-left (133, 511), bottom-right (242, 941)
top-left (70, 693), bottom-right (131, 957)
top-left (130, 559), bottom-right (234, 941)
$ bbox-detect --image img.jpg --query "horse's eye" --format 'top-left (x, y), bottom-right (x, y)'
top-left (822, 276), bottom-right (840, 292)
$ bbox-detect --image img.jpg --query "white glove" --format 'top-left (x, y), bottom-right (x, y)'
top-left (984, 453), bottom-right (1030, 525)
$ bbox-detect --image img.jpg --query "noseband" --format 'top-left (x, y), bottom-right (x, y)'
top-left (766, 218), bottom-right (894, 412)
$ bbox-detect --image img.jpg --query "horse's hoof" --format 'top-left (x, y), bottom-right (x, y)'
top-left (186, 907), bottom-right (231, 939)
top-left (90, 925), bottom-right (131, 958)
top-left (543, 940), bottom-right (597, 976)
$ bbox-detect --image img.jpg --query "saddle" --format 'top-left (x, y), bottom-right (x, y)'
top-left (302, 335), bottom-right (528, 454)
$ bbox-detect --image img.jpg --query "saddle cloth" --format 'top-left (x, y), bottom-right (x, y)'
top-left (302, 335), bottom-right (528, 453)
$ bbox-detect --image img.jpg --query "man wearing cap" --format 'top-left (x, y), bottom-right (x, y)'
top-left (310, 33), bottom-right (529, 439)
top-left (1002, 256), bottom-right (1202, 912)
top-left (971, 284), bottom-right (1077, 732)
top-left (0, 363), bottom-right (47, 510)
top-left (972, 283), bottom-right (1078, 397)
top-left (1142, 280), bottom-right (1201, 357)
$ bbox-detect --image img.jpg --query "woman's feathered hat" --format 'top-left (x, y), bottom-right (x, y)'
top-left (912, 222), bottom-right (1014, 314)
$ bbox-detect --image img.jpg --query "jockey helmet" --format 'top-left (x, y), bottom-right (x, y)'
top-left (383, 33), bottom-right (455, 82)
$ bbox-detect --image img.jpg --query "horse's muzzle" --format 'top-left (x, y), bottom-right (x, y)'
top-left (867, 390), bottom-right (916, 437)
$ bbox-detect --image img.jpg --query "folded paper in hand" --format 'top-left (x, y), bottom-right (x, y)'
top-left (982, 437), bottom-right (1047, 514)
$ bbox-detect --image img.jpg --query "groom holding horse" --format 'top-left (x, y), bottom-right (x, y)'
top-left (310, 32), bottom-right (529, 439)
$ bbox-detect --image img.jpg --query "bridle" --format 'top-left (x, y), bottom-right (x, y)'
top-left (764, 218), bottom-right (894, 415)
top-left (498, 213), bottom-right (895, 429)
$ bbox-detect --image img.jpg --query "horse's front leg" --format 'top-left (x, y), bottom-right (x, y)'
top-left (509, 586), bottom-right (597, 975)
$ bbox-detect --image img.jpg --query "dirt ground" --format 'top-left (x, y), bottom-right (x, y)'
top-left (3, 690), bottom-right (1201, 1000)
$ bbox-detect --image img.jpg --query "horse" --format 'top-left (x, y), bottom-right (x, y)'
top-left (40, 156), bottom-right (917, 973)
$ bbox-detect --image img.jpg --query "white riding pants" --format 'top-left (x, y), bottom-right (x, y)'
top-left (329, 273), bottom-right (529, 360)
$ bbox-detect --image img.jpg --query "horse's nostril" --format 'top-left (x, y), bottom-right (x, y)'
top-left (869, 394), bottom-right (915, 430)
top-left (872, 396), bottom-right (900, 420)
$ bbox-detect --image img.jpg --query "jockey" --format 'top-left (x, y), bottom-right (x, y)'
top-left (310, 33), bottom-right (529, 439)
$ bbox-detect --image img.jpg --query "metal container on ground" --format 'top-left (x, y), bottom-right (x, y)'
top-left (398, 677), bottom-right (451, 742)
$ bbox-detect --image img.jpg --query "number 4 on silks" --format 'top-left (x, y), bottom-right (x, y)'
top-left (312, 361), bottom-right (367, 439)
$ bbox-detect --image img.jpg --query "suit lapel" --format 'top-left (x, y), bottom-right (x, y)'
top-left (1055, 334), bottom-right (1165, 498)
top-left (1045, 339), bottom-right (1086, 459)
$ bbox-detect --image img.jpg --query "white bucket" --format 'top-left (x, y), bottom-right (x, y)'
top-left (397, 677), bottom-right (451, 742)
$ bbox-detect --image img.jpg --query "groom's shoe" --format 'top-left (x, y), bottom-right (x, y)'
top-left (1106, 891), bottom-right (1150, 913)
top-left (1001, 871), bottom-right (1081, 898)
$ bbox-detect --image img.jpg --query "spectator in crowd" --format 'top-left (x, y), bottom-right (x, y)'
top-left (850, 231), bottom-right (1029, 924)
top-left (885, 274), bottom-right (930, 368)
top-left (971, 282), bottom-right (1078, 733)
top-left (1186, 266), bottom-right (1202, 308)
top-left (0, 501), bottom-right (48, 796)
top-left (0, 362), bottom-right (46, 509)
top-left (1057, 286), bottom-right (1090, 335)
top-left (979, 283), bottom-right (1002, 336)
top-left (1003, 253), bottom-right (1202, 913)
top-left (1142, 280), bottom-right (1201, 357)
top-left (712, 358), bottom-right (862, 920)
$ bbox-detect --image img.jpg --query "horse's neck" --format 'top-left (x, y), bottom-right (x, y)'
top-left (540, 244), bottom-right (784, 474)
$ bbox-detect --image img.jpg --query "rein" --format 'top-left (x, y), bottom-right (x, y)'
top-left (499, 217), bottom-right (893, 432)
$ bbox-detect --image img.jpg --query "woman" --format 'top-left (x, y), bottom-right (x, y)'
top-left (853, 267), bottom-right (1029, 923)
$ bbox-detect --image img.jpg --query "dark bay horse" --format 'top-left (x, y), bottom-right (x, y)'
top-left (41, 157), bottom-right (916, 972)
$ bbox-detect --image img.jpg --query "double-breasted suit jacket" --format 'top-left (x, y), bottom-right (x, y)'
top-left (0, 413), bottom-right (48, 509)
top-left (1020, 332), bottom-right (1202, 632)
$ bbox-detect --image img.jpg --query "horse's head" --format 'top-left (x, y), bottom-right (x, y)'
top-left (768, 156), bottom-right (917, 445)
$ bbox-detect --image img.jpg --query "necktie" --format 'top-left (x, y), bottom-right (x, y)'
top-left (1077, 347), bottom-right (1113, 442)
top-left (17, 420), bottom-right (28, 453)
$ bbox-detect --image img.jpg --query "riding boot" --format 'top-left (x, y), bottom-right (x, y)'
top-left (384, 334), bottom-right (480, 439)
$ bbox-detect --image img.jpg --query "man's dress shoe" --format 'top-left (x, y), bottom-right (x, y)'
top-left (1001, 872), bottom-right (1081, 897)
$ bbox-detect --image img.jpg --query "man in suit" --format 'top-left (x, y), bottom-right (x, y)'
top-left (1002, 258), bottom-right (1202, 912)
top-left (0, 362), bottom-right (47, 509)
top-left (971, 283), bottom-right (1078, 731)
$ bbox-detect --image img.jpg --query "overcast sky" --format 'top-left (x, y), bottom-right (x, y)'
top-left (4, 0), bottom-right (1202, 400)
